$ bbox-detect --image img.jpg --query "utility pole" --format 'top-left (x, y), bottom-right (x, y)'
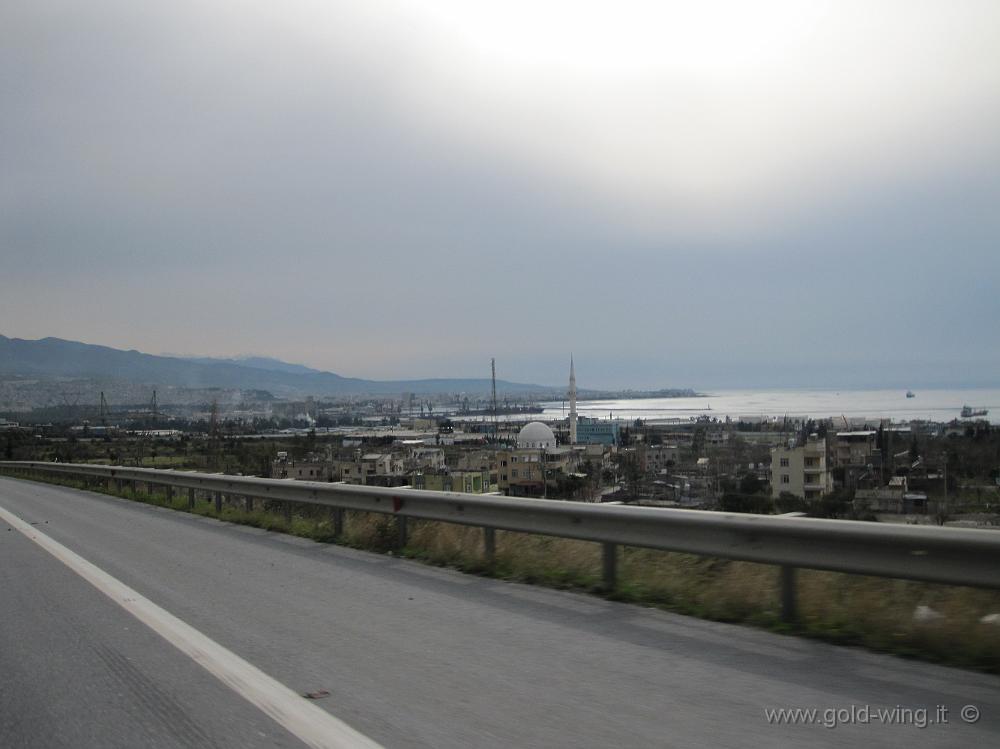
top-left (942, 452), bottom-right (949, 517)
top-left (209, 399), bottom-right (219, 438)
top-left (886, 420), bottom-right (893, 485)
top-left (568, 354), bottom-right (577, 446)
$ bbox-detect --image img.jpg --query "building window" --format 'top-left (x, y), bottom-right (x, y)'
top-left (512, 470), bottom-right (518, 478)
top-left (781, 474), bottom-right (790, 484)
top-left (779, 458), bottom-right (789, 468)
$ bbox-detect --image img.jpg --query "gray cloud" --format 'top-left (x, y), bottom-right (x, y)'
top-left (2, 1), bottom-right (998, 389)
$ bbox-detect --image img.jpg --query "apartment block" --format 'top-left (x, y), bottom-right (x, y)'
top-left (770, 435), bottom-right (833, 501)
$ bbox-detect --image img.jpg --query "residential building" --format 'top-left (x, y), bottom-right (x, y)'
top-left (834, 431), bottom-right (879, 468)
top-left (411, 469), bottom-right (491, 494)
top-left (496, 449), bottom-right (546, 495)
top-left (640, 444), bottom-right (681, 474)
top-left (573, 443), bottom-right (610, 471)
top-left (328, 452), bottom-right (406, 485)
top-left (271, 457), bottom-right (330, 481)
top-left (359, 453), bottom-right (405, 483)
top-left (770, 435), bottom-right (833, 501)
top-left (407, 446), bottom-right (446, 471)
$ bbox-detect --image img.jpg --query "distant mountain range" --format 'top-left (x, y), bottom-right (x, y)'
top-left (181, 355), bottom-right (327, 377)
top-left (0, 335), bottom-right (550, 399)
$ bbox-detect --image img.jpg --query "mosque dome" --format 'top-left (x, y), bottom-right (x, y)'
top-left (517, 421), bottom-right (556, 449)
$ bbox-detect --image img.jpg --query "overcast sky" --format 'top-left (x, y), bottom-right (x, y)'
top-left (2, 1), bottom-right (999, 390)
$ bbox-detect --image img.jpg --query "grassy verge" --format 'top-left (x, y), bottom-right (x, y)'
top-left (5, 469), bottom-right (1000, 673)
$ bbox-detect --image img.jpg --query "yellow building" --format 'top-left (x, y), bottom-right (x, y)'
top-left (412, 470), bottom-right (492, 494)
top-left (770, 435), bottom-right (833, 501)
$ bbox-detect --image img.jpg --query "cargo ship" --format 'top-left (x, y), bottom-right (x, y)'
top-left (961, 405), bottom-right (988, 418)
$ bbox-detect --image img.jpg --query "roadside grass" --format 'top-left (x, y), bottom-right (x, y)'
top-left (4, 469), bottom-right (1000, 673)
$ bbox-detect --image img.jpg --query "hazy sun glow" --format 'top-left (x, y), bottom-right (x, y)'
top-left (419, 0), bottom-right (831, 77)
top-left (251, 1), bottom-right (1000, 235)
top-left (349, 1), bottom-right (997, 235)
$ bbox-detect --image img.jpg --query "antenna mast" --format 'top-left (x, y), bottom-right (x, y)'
top-left (491, 358), bottom-right (498, 441)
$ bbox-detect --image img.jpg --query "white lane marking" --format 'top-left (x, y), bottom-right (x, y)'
top-left (0, 503), bottom-right (383, 749)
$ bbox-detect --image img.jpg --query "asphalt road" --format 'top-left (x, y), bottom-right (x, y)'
top-left (2, 475), bottom-right (998, 748)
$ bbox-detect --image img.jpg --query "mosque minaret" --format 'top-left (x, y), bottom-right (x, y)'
top-left (569, 355), bottom-right (578, 445)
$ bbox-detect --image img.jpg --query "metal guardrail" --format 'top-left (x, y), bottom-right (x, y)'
top-left (3, 461), bottom-right (999, 622)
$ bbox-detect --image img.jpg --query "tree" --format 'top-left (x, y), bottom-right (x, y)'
top-left (720, 493), bottom-right (772, 514)
top-left (691, 427), bottom-right (706, 457)
top-left (774, 492), bottom-right (807, 514)
top-left (613, 451), bottom-right (644, 498)
top-left (811, 488), bottom-right (855, 519)
top-left (739, 472), bottom-right (764, 495)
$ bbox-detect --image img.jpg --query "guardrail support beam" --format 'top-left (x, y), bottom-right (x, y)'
top-left (283, 501), bottom-right (292, 523)
top-left (331, 508), bottom-right (344, 537)
top-left (397, 516), bottom-right (408, 548)
top-left (602, 542), bottom-right (617, 592)
top-left (483, 527), bottom-right (496, 565)
top-left (214, 492), bottom-right (222, 513)
top-left (780, 565), bottom-right (798, 624)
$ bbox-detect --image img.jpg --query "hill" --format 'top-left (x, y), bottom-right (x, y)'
top-left (0, 335), bottom-right (549, 399)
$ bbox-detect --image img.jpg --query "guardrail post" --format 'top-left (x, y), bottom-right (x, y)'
top-left (602, 543), bottom-right (617, 592)
top-left (188, 487), bottom-right (195, 509)
top-left (245, 496), bottom-right (254, 512)
top-left (283, 501), bottom-right (292, 523)
top-left (331, 508), bottom-right (344, 537)
top-left (214, 492), bottom-right (222, 513)
top-left (397, 515), bottom-right (408, 548)
top-left (165, 485), bottom-right (173, 504)
top-left (483, 527), bottom-right (496, 565)
top-left (780, 565), bottom-right (798, 624)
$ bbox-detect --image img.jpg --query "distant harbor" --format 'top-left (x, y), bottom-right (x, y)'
top-left (541, 388), bottom-right (1000, 425)
top-left (456, 405), bottom-right (543, 417)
